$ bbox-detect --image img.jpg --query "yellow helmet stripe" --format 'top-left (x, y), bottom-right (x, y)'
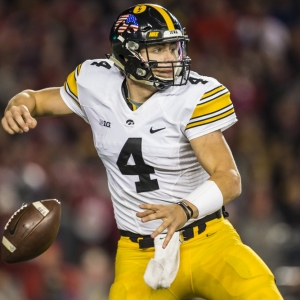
top-left (147, 4), bottom-right (175, 30)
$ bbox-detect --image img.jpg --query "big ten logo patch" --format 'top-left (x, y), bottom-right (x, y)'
top-left (99, 119), bottom-right (111, 128)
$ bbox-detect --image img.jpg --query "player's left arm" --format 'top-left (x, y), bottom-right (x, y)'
top-left (185, 129), bottom-right (241, 218)
top-left (137, 129), bottom-right (241, 249)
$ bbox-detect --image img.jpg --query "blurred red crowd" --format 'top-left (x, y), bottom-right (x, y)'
top-left (0, 0), bottom-right (300, 299)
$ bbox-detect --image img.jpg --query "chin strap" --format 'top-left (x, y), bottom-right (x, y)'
top-left (106, 55), bottom-right (155, 87)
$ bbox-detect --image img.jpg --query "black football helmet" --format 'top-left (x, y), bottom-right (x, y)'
top-left (107, 4), bottom-right (191, 90)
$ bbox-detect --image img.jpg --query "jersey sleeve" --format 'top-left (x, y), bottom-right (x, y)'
top-left (59, 63), bottom-right (89, 123)
top-left (185, 84), bottom-right (237, 140)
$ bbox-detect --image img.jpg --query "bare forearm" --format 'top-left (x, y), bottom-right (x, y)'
top-left (208, 169), bottom-right (241, 205)
top-left (183, 169), bottom-right (241, 218)
top-left (2, 87), bottom-right (72, 134)
top-left (6, 90), bottom-right (38, 116)
top-left (186, 131), bottom-right (242, 218)
top-left (7, 88), bottom-right (71, 117)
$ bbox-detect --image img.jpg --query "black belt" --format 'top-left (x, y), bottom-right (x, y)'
top-left (120, 207), bottom-right (228, 249)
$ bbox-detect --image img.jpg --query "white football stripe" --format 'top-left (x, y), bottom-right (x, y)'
top-left (33, 201), bottom-right (50, 216)
top-left (2, 236), bottom-right (16, 253)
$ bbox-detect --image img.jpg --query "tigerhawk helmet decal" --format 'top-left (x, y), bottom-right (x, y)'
top-left (114, 14), bottom-right (139, 34)
top-left (106, 4), bottom-right (191, 90)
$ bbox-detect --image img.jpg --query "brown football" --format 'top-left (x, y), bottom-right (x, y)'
top-left (1, 199), bottom-right (61, 263)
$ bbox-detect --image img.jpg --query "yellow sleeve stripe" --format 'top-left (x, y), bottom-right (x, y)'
top-left (148, 4), bottom-right (175, 30)
top-left (186, 108), bottom-right (235, 130)
top-left (191, 92), bottom-right (231, 119)
top-left (76, 64), bottom-right (82, 77)
top-left (64, 81), bottom-right (81, 108)
top-left (66, 70), bottom-right (78, 99)
top-left (201, 85), bottom-right (226, 100)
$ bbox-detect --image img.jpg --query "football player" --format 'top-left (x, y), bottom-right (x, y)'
top-left (1, 3), bottom-right (283, 300)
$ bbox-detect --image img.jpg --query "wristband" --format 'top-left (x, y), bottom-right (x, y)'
top-left (177, 202), bottom-right (192, 221)
top-left (184, 180), bottom-right (223, 219)
top-left (178, 201), bottom-right (194, 218)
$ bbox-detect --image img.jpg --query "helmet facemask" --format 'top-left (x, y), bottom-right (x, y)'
top-left (120, 39), bottom-right (190, 90)
top-left (140, 40), bottom-right (191, 89)
top-left (108, 4), bottom-right (192, 90)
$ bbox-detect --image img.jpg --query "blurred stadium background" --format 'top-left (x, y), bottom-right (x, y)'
top-left (0, 0), bottom-right (300, 299)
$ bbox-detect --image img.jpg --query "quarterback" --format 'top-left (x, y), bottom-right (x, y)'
top-left (2, 3), bottom-right (283, 300)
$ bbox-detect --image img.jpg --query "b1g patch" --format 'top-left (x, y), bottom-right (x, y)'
top-left (99, 119), bottom-right (111, 128)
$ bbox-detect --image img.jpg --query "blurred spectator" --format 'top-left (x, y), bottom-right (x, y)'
top-left (78, 247), bottom-right (114, 300)
top-left (0, 270), bottom-right (27, 300)
top-left (19, 242), bottom-right (81, 300)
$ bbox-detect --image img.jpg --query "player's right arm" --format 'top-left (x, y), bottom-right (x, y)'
top-left (1, 87), bottom-right (73, 134)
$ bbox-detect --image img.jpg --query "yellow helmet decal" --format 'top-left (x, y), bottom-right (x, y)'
top-left (133, 5), bottom-right (147, 14)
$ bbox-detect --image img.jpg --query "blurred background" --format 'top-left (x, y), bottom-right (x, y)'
top-left (0, 0), bottom-right (299, 299)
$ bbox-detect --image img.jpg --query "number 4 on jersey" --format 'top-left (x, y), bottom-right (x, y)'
top-left (117, 138), bottom-right (159, 193)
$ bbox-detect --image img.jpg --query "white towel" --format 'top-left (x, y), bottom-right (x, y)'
top-left (144, 232), bottom-right (180, 290)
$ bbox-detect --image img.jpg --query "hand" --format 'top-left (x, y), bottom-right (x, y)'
top-left (136, 203), bottom-right (188, 249)
top-left (1, 105), bottom-right (37, 134)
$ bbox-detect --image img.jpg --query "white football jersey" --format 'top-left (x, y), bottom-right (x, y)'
top-left (60, 59), bottom-right (237, 235)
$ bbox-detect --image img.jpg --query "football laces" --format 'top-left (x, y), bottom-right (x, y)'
top-left (4, 203), bottom-right (28, 231)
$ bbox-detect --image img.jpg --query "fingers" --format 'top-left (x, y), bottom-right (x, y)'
top-left (138, 203), bottom-right (186, 248)
top-left (136, 209), bottom-right (156, 218)
top-left (1, 117), bottom-right (15, 134)
top-left (21, 107), bottom-right (37, 129)
top-left (150, 221), bottom-right (169, 239)
top-left (28, 117), bottom-right (37, 129)
top-left (140, 211), bottom-right (162, 223)
top-left (139, 204), bottom-right (158, 211)
top-left (163, 228), bottom-right (176, 249)
top-left (12, 110), bottom-right (28, 131)
top-left (3, 112), bottom-right (23, 134)
top-left (151, 222), bottom-right (176, 249)
top-left (2, 105), bottom-right (37, 134)
top-left (138, 204), bottom-right (161, 221)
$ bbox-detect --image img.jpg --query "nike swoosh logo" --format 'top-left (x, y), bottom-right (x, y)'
top-left (206, 232), bottom-right (217, 237)
top-left (9, 212), bottom-right (26, 235)
top-left (150, 127), bottom-right (166, 134)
